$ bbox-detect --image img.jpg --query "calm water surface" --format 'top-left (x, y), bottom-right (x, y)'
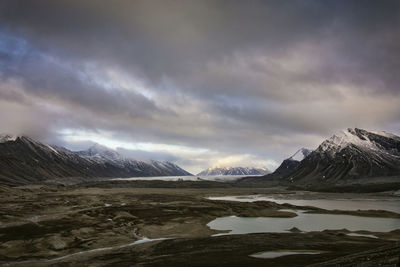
top-left (250, 250), bottom-right (324, 259)
top-left (207, 210), bottom-right (400, 234)
top-left (113, 175), bottom-right (250, 182)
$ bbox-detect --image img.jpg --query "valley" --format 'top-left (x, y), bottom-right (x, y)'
top-left (1, 184), bottom-right (399, 266)
top-left (2, 1), bottom-right (400, 265)
top-left (1, 129), bottom-right (400, 265)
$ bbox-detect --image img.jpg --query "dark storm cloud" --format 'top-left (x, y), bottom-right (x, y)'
top-left (2, 0), bottom-right (399, 91)
top-left (0, 0), bottom-right (399, 171)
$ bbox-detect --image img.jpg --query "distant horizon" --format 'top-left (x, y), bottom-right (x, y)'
top-left (1, 127), bottom-right (399, 174)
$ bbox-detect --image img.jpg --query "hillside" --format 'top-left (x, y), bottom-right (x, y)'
top-left (0, 135), bottom-right (191, 186)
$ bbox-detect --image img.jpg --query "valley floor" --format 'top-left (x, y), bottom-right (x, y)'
top-left (0, 182), bottom-right (399, 266)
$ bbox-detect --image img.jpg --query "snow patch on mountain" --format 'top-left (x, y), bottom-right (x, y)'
top-left (0, 134), bottom-right (18, 143)
top-left (78, 143), bottom-right (125, 162)
top-left (198, 166), bottom-right (269, 176)
top-left (317, 128), bottom-right (393, 156)
top-left (370, 130), bottom-right (400, 141)
top-left (77, 143), bottom-right (192, 176)
top-left (285, 128), bottom-right (400, 185)
top-left (289, 148), bottom-right (312, 161)
top-left (46, 145), bottom-right (60, 155)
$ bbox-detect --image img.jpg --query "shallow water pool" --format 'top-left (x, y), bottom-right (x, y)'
top-left (207, 210), bottom-right (400, 234)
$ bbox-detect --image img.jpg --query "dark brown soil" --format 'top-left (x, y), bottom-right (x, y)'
top-left (0, 184), bottom-right (399, 266)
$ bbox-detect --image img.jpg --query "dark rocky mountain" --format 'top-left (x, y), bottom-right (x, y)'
top-left (0, 135), bottom-right (192, 186)
top-left (284, 128), bottom-right (400, 187)
top-left (197, 166), bottom-right (269, 176)
top-left (272, 148), bottom-right (312, 177)
top-left (240, 129), bottom-right (400, 191)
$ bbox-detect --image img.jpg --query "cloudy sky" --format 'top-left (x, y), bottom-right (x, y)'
top-left (0, 0), bottom-right (399, 174)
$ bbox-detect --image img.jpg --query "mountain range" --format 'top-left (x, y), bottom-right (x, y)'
top-left (197, 166), bottom-right (269, 176)
top-left (251, 128), bottom-right (400, 191)
top-left (1, 128), bottom-right (400, 190)
top-left (0, 135), bottom-right (191, 186)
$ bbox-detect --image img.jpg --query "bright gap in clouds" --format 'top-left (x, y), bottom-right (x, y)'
top-left (59, 129), bottom-right (279, 174)
top-left (60, 129), bottom-right (208, 153)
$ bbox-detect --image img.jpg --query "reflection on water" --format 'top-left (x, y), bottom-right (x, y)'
top-left (207, 195), bottom-right (400, 213)
top-left (207, 210), bottom-right (400, 235)
top-left (346, 233), bottom-right (378, 239)
top-left (113, 175), bottom-right (250, 182)
top-left (250, 250), bottom-right (324, 259)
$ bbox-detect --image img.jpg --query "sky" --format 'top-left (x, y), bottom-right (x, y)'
top-left (0, 0), bottom-right (399, 174)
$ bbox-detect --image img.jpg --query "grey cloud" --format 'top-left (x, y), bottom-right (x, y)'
top-left (116, 148), bottom-right (179, 162)
top-left (3, 0), bottom-right (398, 86)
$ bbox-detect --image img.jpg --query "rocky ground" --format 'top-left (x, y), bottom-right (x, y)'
top-left (0, 182), bottom-right (399, 266)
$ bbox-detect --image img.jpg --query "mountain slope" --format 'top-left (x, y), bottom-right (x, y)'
top-left (77, 144), bottom-right (192, 177)
top-left (0, 136), bottom-right (97, 185)
top-left (77, 143), bottom-right (124, 163)
top-left (197, 166), bottom-right (269, 176)
top-left (286, 128), bottom-right (400, 186)
top-left (272, 148), bottom-right (312, 177)
top-left (0, 136), bottom-right (191, 186)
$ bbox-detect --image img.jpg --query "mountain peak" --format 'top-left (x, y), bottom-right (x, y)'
top-left (284, 128), bottom-right (400, 185)
top-left (317, 128), bottom-right (398, 155)
top-left (0, 134), bottom-right (18, 143)
top-left (87, 143), bottom-right (113, 153)
top-left (0, 134), bottom-right (42, 145)
top-left (79, 143), bottom-right (124, 162)
top-left (269, 148), bottom-right (312, 178)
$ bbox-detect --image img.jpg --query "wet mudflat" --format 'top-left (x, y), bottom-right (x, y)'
top-left (0, 182), bottom-right (399, 266)
top-left (207, 194), bottom-right (400, 212)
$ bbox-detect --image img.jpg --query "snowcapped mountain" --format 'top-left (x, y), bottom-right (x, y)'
top-left (317, 128), bottom-right (400, 156)
top-left (0, 136), bottom-right (192, 186)
top-left (197, 166), bottom-right (269, 176)
top-left (286, 128), bottom-right (400, 186)
top-left (77, 145), bottom-right (192, 177)
top-left (0, 136), bottom-right (96, 185)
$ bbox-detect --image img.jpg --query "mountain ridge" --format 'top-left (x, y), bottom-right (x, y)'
top-left (240, 128), bottom-right (400, 192)
top-left (197, 166), bottom-right (269, 176)
top-left (0, 135), bottom-right (192, 186)
top-left (269, 148), bottom-right (312, 178)
top-left (287, 128), bottom-right (400, 184)
top-left (251, 128), bottom-right (400, 190)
